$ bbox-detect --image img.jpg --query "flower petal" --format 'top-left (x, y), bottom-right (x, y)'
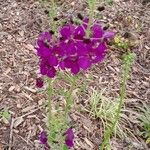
top-left (36, 78), bottom-right (44, 88)
top-left (96, 42), bottom-right (107, 53)
top-left (39, 131), bottom-right (48, 144)
top-left (92, 43), bottom-right (107, 63)
top-left (37, 46), bottom-right (51, 58)
top-left (40, 62), bottom-right (47, 75)
top-left (48, 55), bottom-right (58, 66)
top-left (65, 128), bottom-right (74, 148)
top-left (60, 25), bottom-right (75, 39)
top-left (65, 139), bottom-right (74, 148)
top-left (82, 17), bottom-right (89, 29)
top-left (71, 64), bottom-right (80, 74)
top-left (74, 26), bottom-right (85, 39)
top-left (59, 61), bottom-right (65, 70)
top-left (91, 24), bottom-right (104, 38)
top-left (47, 67), bottom-right (56, 78)
top-left (76, 41), bottom-right (88, 56)
top-left (78, 57), bottom-right (91, 70)
top-left (64, 58), bottom-right (74, 68)
top-left (103, 31), bottom-right (115, 40)
top-left (37, 32), bottom-right (52, 47)
top-left (66, 43), bottom-right (76, 55)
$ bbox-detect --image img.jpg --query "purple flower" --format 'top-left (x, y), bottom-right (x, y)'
top-left (36, 32), bottom-right (53, 58)
top-left (36, 46), bottom-right (51, 58)
top-left (37, 32), bottom-right (52, 47)
top-left (103, 31), bottom-right (115, 40)
top-left (82, 17), bottom-right (89, 29)
top-left (65, 128), bottom-right (74, 148)
top-left (91, 24), bottom-right (104, 38)
top-left (48, 55), bottom-right (58, 66)
top-left (74, 25), bottom-right (85, 39)
top-left (40, 59), bottom-right (56, 78)
top-left (39, 131), bottom-right (48, 144)
top-left (39, 131), bottom-right (50, 150)
top-left (78, 57), bottom-right (91, 70)
top-left (35, 17), bottom-right (115, 79)
top-left (36, 78), bottom-right (44, 88)
top-left (47, 67), bottom-right (56, 78)
top-left (60, 24), bottom-right (75, 39)
top-left (76, 41), bottom-right (88, 56)
top-left (63, 57), bottom-right (80, 74)
top-left (91, 43), bottom-right (107, 63)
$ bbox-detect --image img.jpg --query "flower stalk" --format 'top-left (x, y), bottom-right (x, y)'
top-left (100, 52), bottom-right (135, 150)
top-left (65, 76), bottom-right (77, 119)
top-left (36, 1), bottom-right (115, 148)
top-left (47, 78), bottom-right (53, 143)
top-left (50, 0), bottom-right (57, 32)
top-left (86, 0), bottom-right (96, 37)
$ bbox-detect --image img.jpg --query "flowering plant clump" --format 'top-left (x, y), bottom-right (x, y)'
top-left (35, 14), bottom-right (115, 148)
top-left (35, 0), bottom-right (116, 148)
top-left (35, 17), bottom-right (115, 84)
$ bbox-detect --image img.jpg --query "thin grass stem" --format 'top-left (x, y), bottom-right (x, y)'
top-left (100, 53), bottom-right (135, 150)
top-left (65, 76), bottom-right (76, 119)
top-left (86, 0), bottom-right (96, 37)
top-left (47, 79), bottom-right (53, 143)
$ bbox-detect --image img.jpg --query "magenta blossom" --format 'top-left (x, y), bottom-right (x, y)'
top-left (65, 128), bottom-right (74, 148)
top-left (39, 131), bottom-right (50, 150)
top-left (35, 17), bottom-right (115, 79)
top-left (36, 78), bottom-right (44, 88)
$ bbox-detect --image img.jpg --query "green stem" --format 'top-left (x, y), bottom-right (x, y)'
top-left (65, 76), bottom-right (76, 119)
top-left (100, 53), bottom-right (134, 150)
top-left (50, 0), bottom-right (57, 32)
top-left (47, 79), bottom-right (53, 142)
top-left (86, 0), bottom-right (96, 37)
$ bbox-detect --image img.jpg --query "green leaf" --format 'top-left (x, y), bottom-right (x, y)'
top-left (3, 109), bottom-right (11, 120)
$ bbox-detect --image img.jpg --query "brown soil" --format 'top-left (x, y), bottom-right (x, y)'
top-left (0, 0), bottom-right (149, 150)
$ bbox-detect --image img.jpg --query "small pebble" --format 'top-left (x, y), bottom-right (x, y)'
top-left (53, 17), bottom-right (59, 21)
top-left (123, 32), bottom-right (131, 38)
top-left (44, 10), bottom-right (49, 14)
top-left (97, 6), bottom-right (105, 12)
top-left (77, 13), bottom-right (83, 20)
top-left (49, 30), bottom-right (54, 35)
top-left (103, 25), bottom-right (109, 30)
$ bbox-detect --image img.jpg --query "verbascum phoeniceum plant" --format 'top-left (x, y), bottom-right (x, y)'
top-left (35, 0), bottom-right (116, 149)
